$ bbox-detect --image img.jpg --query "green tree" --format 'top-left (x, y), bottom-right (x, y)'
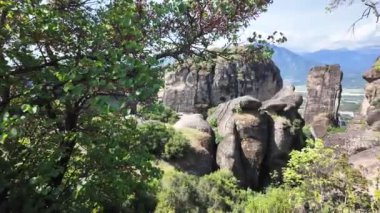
top-left (0, 0), bottom-right (276, 211)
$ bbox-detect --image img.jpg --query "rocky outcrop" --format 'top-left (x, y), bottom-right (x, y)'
top-left (325, 58), bottom-right (380, 196)
top-left (162, 57), bottom-right (283, 113)
top-left (210, 96), bottom-right (267, 187)
top-left (303, 65), bottom-right (343, 138)
top-left (362, 58), bottom-right (380, 129)
top-left (208, 86), bottom-right (304, 188)
top-left (261, 86), bottom-right (305, 178)
top-left (171, 114), bottom-right (216, 175)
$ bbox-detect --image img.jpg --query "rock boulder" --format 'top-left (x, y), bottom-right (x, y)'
top-left (171, 114), bottom-right (217, 175)
top-left (209, 86), bottom-right (304, 188)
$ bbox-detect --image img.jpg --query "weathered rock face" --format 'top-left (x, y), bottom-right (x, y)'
top-left (162, 57), bottom-right (283, 113)
top-left (362, 59), bottom-right (380, 128)
top-left (303, 65), bottom-right (343, 138)
top-left (349, 146), bottom-right (380, 195)
top-left (171, 114), bottom-right (216, 176)
top-left (363, 58), bottom-right (380, 83)
top-left (261, 86), bottom-right (305, 178)
top-left (209, 86), bottom-right (304, 188)
top-left (325, 58), bottom-right (380, 196)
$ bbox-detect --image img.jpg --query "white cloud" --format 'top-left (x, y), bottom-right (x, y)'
top-left (241, 0), bottom-right (380, 52)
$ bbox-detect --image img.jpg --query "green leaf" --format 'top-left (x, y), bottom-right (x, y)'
top-left (10, 128), bottom-right (18, 137)
top-left (63, 82), bottom-right (74, 92)
top-left (21, 104), bottom-right (32, 113)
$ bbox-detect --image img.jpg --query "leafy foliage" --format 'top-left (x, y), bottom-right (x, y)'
top-left (1, 113), bottom-right (161, 211)
top-left (137, 102), bottom-right (179, 124)
top-left (138, 121), bottom-right (174, 157)
top-left (162, 131), bottom-right (190, 160)
top-left (0, 0), bottom-right (278, 211)
top-left (154, 138), bottom-right (379, 212)
top-left (284, 139), bottom-right (372, 212)
top-left (156, 170), bottom-right (245, 212)
top-left (245, 187), bottom-right (295, 213)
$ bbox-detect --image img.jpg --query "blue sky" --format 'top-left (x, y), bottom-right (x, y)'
top-left (240, 0), bottom-right (380, 52)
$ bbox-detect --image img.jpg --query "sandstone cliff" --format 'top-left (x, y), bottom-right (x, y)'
top-left (303, 65), bottom-right (343, 138)
top-left (162, 57), bottom-right (283, 113)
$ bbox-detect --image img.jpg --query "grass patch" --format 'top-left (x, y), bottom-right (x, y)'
top-left (178, 127), bottom-right (210, 144)
top-left (327, 126), bottom-right (346, 134)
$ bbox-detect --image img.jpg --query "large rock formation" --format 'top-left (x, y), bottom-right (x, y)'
top-left (362, 57), bottom-right (380, 129)
top-left (162, 57), bottom-right (283, 113)
top-left (208, 86), bottom-right (304, 188)
top-left (171, 114), bottom-right (217, 175)
top-left (325, 58), bottom-right (380, 195)
top-left (261, 86), bottom-right (305, 178)
top-left (303, 65), bottom-right (343, 138)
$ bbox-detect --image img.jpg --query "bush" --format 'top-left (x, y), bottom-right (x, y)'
top-left (208, 117), bottom-right (218, 128)
top-left (197, 170), bottom-right (246, 212)
top-left (138, 122), bottom-right (175, 156)
top-left (245, 187), bottom-right (295, 213)
top-left (155, 170), bottom-right (245, 212)
top-left (138, 102), bottom-right (179, 124)
top-left (155, 171), bottom-right (199, 212)
top-left (283, 139), bottom-right (372, 212)
top-left (162, 131), bottom-right (190, 160)
top-left (138, 123), bottom-right (190, 160)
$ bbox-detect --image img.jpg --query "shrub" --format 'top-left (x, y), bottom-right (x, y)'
top-left (155, 171), bottom-right (199, 213)
top-left (162, 132), bottom-right (190, 160)
top-left (208, 117), bottom-right (218, 128)
top-left (197, 170), bottom-right (246, 212)
top-left (138, 102), bottom-right (179, 124)
top-left (283, 139), bottom-right (372, 212)
top-left (138, 122), bottom-right (175, 156)
top-left (244, 187), bottom-right (295, 213)
top-left (155, 170), bottom-right (245, 212)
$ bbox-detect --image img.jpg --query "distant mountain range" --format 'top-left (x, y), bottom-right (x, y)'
top-left (272, 46), bottom-right (380, 88)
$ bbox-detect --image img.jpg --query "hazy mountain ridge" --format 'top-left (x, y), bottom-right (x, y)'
top-left (272, 45), bottom-right (380, 88)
